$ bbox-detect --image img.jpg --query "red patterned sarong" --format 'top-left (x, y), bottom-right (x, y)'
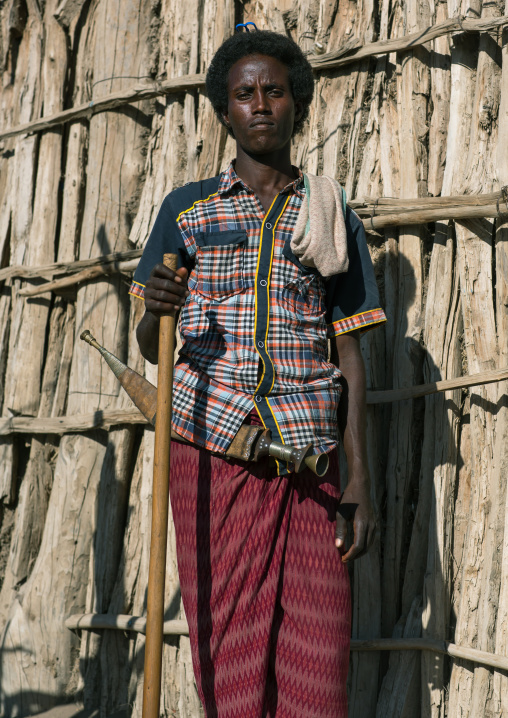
top-left (170, 431), bottom-right (351, 717)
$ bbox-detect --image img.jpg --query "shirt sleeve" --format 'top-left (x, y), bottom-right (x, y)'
top-left (325, 206), bottom-right (387, 337)
top-left (128, 195), bottom-right (193, 300)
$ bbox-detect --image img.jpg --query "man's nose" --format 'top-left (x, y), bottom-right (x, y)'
top-left (252, 89), bottom-right (271, 113)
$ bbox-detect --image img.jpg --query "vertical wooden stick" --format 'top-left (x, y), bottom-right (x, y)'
top-left (142, 252), bottom-right (178, 718)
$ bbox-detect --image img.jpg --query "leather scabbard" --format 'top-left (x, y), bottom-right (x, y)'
top-left (170, 423), bottom-right (268, 463)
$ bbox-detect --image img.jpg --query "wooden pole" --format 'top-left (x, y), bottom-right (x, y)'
top-left (64, 613), bottom-right (508, 674)
top-left (2, 367), bottom-right (508, 437)
top-left (365, 203), bottom-right (503, 230)
top-left (142, 253), bottom-right (178, 718)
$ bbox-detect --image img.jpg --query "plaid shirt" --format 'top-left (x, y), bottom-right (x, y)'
top-left (130, 162), bottom-right (386, 472)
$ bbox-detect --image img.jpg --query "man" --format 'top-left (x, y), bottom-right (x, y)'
top-left (130, 29), bottom-right (386, 718)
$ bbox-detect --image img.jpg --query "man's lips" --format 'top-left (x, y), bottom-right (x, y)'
top-left (249, 119), bottom-right (275, 128)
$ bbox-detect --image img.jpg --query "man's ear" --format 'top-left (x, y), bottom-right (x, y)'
top-left (294, 101), bottom-right (304, 123)
top-left (221, 109), bottom-right (230, 128)
top-left (221, 109), bottom-right (235, 137)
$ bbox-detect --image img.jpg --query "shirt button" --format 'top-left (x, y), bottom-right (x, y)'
top-left (265, 222), bottom-right (272, 229)
top-left (255, 395), bottom-right (262, 403)
top-left (259, 279), bottom-right (267, 287)
top-left (258, 341), bottom-right (264, 348)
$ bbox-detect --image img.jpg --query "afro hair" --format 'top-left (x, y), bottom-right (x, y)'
top-left (205, 30), bottom-right (315, 136)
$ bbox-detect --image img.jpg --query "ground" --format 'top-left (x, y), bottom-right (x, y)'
top-left (31, 707), bottom-right (98, 718)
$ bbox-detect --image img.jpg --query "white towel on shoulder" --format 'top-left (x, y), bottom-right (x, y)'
top-left (290, 173), bottom-right (349, 278)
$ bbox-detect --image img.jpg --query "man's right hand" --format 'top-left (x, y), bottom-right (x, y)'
top-left (136, 264), bottom-right (189, 363)
top-left (144, 264), bottom-right (189, 317)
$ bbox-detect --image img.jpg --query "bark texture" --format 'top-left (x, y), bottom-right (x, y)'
top-left (0, 0), bottom-right (507, 716)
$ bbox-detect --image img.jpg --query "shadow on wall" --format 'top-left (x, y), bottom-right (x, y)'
top-left (0, 230), bottom-right (468, 718)
top-left (348, 239), bottom-right (466, 716)
top-left (0, 219), bottom-right (137, 718)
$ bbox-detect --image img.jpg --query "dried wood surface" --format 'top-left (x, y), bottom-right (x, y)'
top-left (447, 3), bottom-right (506, 714)
top-left (64, 613), bottom-right (508, 672)
top-left (311, 15), bottom-right (508, 70)
top-left (66, 613), bottom-right (189, 635)
top-left (1, 0), bottom-right (507, 715)
top-left (1, 16), bottom-right (507, 144)
top-left (353, 640), bottom-right (508, 673)
top-left (0, 0), bottom-right (67, 522)
top-left (376, 597), bottom-right (423, 717)
top-left (351, 190), bottom-right (503, 213)
top-left (367, 202), bottom-right (505, 229)
top-left (2, 191), bottom-right (505, 295)
top-left (63, 0), bottom-right (154, 707)
top-left (12, 202), bottom-right (508, 296)
top-left (0, 75), bottom-right (206, 141)
top-left (0, 249), bottom-right (142, 281)
top-left (367, 367), bottom-right (508, 403)
top-left (380, 0), bottom-right (428, 653)
top-left (1, 368), bottom-right (506, 436)
top-left (493, 8), bottom-right (508, 715)
top-left (339, 3), bottom-right (387, 711)
top-left (17, 259), bottom-right (139, 297)
top-left (0, 408), bottom-right (147, 435)
top-left (417, 224), bottom-right (460, 715)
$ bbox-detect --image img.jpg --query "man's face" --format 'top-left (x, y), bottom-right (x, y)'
top-left (222, 54), bottom-right (303, 155)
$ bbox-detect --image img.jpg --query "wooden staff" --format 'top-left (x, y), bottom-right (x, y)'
top-left (142, 253), bottom-right (178, 718)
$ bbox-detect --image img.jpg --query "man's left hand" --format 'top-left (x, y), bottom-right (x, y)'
top-left (335, 479), bottom-right (377, 563)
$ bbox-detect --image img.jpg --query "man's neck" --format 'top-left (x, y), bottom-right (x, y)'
top-left (234, 145), bottom-right (297, 199)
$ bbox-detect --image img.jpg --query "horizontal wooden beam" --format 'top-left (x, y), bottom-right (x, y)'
top-left (65, 613), bottom-right (188, 636)
top-left (64, 613), bottom-right (508, 671)
top-left (1, 16), bottom-right (506, 142)
top-left (366, 203), bottom-right (503, 230)
top-left (366, 367), bottom-right (508, 404)
top-left (17, 258), bottom-right (139, 297)
top-left (1, 369), bottom-right (505, 437)
top-left (4, 191), bottom-right (506, 294)
top-left (0, 248), bottom-right (142, 282)
top-left (311, 15), bottom-right (508, 71)
top-left (0, 408), bottom-right (148, 436)
top-left (351, 638), bottom-right (508, 672)
top-left (0, 75), bottom-right (205, 141)
top-left (350, 190), bottom-right (503, 214)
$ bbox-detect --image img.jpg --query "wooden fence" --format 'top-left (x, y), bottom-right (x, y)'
top-left (0, 0), bottom-right (507, 716)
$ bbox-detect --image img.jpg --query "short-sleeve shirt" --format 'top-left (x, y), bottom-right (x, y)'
top-left (130, 162), bottom-right (386, 472)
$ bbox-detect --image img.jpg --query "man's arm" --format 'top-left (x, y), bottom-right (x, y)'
top-left (136, 264), bottom-right (189, 364)
top-left (330, 329), bottom-right (377, 562)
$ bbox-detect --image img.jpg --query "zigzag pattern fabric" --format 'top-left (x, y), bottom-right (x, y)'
top-left (169, 434), bottom-right (351, 717)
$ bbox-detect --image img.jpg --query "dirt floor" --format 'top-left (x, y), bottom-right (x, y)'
top-left (30, 704), bottom-right (130, 718)
top-left (30, 707), bottom-right (98, 718)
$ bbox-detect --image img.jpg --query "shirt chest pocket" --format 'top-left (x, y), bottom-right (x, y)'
top-left (282, 273), bottom-right (325, 320)
top-left (192, 230), bottom-right (247, 301)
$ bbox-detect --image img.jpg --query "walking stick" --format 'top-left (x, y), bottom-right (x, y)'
top-left (142, 253), bottom-right (178, 718)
